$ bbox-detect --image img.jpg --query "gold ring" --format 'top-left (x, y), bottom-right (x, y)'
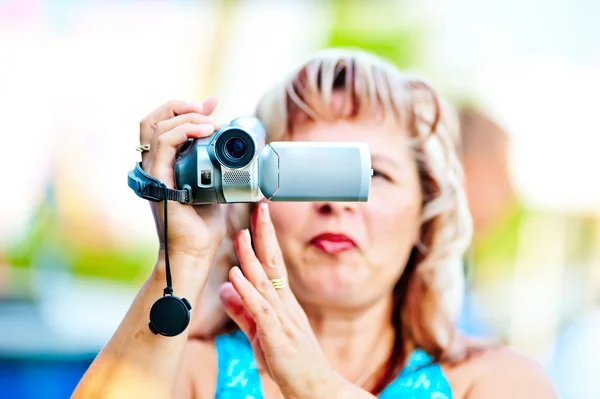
top-left (136, 144), bottom-right (150, 152)
top-left (271, 277), bottom-right (287, 290)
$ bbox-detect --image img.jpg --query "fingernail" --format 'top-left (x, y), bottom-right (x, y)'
top-left (242, 229), bottom-right (251, 245)
top-left (203, 95), bottom-right (217, 104)
top-left (260, 203), bottom-right (271, 222)
top-left (231, 266), bottom-right (243, 280)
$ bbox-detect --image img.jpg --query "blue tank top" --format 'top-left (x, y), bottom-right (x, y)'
top-left (214, 330), bottom-right (453, 398)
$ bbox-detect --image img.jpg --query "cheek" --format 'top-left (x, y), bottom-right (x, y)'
top-left (365, 185), bottom-right (421, 261)
top-left (267, 202), bottom-right (311, 242)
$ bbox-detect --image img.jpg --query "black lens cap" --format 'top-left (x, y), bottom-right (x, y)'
top-left (148, 295), bottom-right (192, 337)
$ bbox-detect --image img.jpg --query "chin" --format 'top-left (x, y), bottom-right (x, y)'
top-left (289, 259), bottom-right (371, 306)
top-left (296, 286), bottom-right (363, 309)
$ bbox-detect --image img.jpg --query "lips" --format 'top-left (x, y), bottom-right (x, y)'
top-left (309, 233), bottom-right (357, 255)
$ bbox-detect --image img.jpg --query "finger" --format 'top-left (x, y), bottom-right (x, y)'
top-left (139, 96), bottom-right (218, 163)
top-left (220, 282), bottom-right (269, 372)
top-left (251, 203), bottom-right (293, 301)
top-left (235, 229), bottom-right (287, 316)
top-left (220, 282), bottom-right (257, 338)
top-left (228, 266), bottom-right (282, 334)
top-left (140, 96), bottom-right (218, 143)
top-left (155, 113), bottom-right (221, 135)
top-left (150, 113), bottom-right (221, 165)
top-left (199, 95), bottom-right (218, 116)
top-left (148, 123), bottom-right (215, 186)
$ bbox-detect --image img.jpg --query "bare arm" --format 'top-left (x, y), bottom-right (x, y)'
top-left (73, 98), bottom-right (226, 399)
top-left (72, 255), bottom-right (209, 398)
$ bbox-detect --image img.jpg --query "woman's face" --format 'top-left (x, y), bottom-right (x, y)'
top-left (268, 113), bottom-right (423, 310)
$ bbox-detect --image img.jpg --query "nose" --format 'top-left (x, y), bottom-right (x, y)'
top-left (313, 201), bottom-right (358, 215)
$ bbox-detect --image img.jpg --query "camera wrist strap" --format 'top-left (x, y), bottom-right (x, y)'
top-left (127, 162), bottom-right (193, 337)
top-left (128, 162), bottom-right (191, 204)
top-left (161, 183), bottom-right (173, 296)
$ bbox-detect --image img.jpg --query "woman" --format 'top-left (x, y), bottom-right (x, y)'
top-left (73, 49), bottom-right (556, 398)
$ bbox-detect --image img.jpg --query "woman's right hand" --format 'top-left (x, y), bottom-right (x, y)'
top-left (72, 97), bottom-right (228, 398)
top-left (139, 97), bottom-right (227, 267)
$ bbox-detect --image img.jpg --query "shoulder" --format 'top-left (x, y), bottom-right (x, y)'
top-left (443, 346), bottom-right (557, 399)
top-left (175, 338), bottom-right (218, 399)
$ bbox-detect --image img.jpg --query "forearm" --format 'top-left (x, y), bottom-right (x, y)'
top-left (73, 253), bottom-right (209, 399)
top-left (334, 382), bottom-right (378, 399)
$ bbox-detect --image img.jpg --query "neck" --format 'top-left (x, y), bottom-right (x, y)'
top-left (300, 294), bottom-right (396, 385)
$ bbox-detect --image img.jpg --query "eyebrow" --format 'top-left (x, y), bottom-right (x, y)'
top-left (371, 154), bottom-right (401, 168)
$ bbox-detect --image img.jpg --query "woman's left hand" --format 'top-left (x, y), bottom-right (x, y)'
top-left (219, 203), bottom-right (345, 399)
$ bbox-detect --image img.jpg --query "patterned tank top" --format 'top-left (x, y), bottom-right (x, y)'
top-left (214, 330), bottom-right (452, 398)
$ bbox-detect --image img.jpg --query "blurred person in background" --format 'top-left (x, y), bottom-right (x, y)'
top-left (455, 106), bottom-right (523, 341)
top-left (456, 106), bottom-right (600, 399)
top-left (458, 107), bottom-right (517, 240)
top-left (73, 49), bottom-right (555, 398)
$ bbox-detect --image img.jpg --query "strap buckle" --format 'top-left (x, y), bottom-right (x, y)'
top-left (128, 162), bottom-right (191, 204)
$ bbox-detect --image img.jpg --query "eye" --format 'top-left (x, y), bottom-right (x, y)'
top-left (372, 169), bottom-right (392, 182)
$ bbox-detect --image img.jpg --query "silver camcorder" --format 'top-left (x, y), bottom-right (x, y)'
top-left (172, 116), bottom-right (372, 204)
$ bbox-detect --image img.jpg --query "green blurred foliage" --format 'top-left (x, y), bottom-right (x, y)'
top-left (326, 0), bottom-right (426, 69)
top-left (4, 187), bottom-right (153, 285)
top-left (69, 245), bottom-right (154, 282)
top-left (5, 201), bottom-right (56, 270)
top-left (469, 203), bottom-right (526, 282)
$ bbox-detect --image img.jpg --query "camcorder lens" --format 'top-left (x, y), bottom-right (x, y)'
top-left (214, 128), bottom-right (255, 169)
top-left (224, 137), bottom-right (247, 159)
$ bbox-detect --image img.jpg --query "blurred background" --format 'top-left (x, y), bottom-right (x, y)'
top-left (0, 0), bottom-right (599, 398)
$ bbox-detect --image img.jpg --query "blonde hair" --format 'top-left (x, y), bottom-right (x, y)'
top-left (192, 48), bottom-right (474, 390)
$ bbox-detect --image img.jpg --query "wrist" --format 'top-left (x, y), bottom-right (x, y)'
top-left (151, 252), bottom-right (211, 298)
top-left (156, 249), bottom-right (210, 269)
top-left (316, 372), bottom-right (376, 399)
